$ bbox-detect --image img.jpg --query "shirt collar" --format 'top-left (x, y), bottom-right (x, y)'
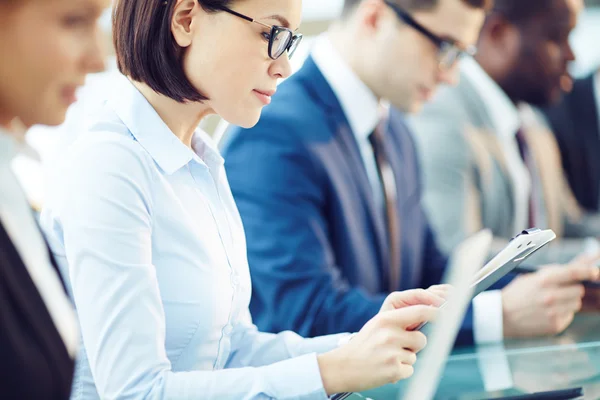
top-left (107, 75), bottom-right (223, 175)
top-left (0, 128), bottom-right (40, 166)
top-left (311, 35), bottom-right (380, 141)
top-left (461, 57), bottom-right (521, 139)
top-left (0, 129), bottom-right (18, 166)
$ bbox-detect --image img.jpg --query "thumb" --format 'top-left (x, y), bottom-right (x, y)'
top-left (381, 289), bottom-right (445, 312)
top-left (385, 304), bottom-right (438, 329)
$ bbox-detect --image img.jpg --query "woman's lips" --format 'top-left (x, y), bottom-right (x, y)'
top-left (253, 89), bottom-right (275, 105)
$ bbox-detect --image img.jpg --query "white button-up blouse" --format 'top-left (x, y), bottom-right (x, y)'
top-left (41, 75), bottom-right (347, 400)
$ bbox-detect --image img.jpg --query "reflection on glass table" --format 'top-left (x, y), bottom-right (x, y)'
top-left (353, 314), bottom-right (600, 400)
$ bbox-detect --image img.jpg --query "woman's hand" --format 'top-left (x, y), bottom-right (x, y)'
top-left (379, 287), bottom-right (448, 313)
top-left (318, 297), bottom-right (439, 395)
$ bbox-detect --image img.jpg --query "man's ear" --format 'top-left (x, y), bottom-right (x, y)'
top-left (171, 0), bottom-right (198, 48)
top-left (356, 0), bottom-right (391, 35)
top-left (482, 14), bottom-right (519, 55)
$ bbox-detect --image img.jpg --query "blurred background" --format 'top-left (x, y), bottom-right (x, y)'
top-left (15, 0), bottom-right (600, 213)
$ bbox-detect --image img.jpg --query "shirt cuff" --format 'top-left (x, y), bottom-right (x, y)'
top-left (262, 353), bottom-right (329, 400)
top-left (337, 333), bottom-right (355, 347)
top-left (294, 333), bottom-right (352, 356)
top-left (473, 290), bottom-right (504, 344)
top-left (583, 237), bottom-right (600, 257)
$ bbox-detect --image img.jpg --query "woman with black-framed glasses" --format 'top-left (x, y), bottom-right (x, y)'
top-left (40, 0), bottom-right (440, 399)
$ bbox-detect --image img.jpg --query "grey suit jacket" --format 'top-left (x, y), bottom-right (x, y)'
top-left (408, 71), bottom-right (596, 265)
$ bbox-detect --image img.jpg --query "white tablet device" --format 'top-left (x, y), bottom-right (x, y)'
top-left (401, 228), bottom-right (556, 400)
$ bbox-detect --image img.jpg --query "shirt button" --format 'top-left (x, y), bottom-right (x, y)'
top-left (223, 324), bottom-right (234, 336)
top-left (231, 275), bottom-right (240, 286)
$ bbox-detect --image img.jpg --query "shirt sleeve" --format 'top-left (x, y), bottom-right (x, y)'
top-left (43, 135), bottom-right (331, 400)
top-left (226, 309), bottom-right (350, 368)
top-left (473, 290), bottom-right (504, 344)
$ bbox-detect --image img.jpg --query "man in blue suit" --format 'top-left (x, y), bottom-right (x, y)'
top-left (222, 0), bottom-right (596, 346)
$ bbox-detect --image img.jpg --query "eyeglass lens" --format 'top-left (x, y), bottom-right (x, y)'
top-left (438, 43), bottom-right (463, 69)
top-left (271, 29), bottom-right (292, 59)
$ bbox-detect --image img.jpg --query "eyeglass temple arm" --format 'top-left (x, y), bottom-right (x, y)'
top-left (219, 7), bottom-right (272, 29)
top-left (219, 7), bottom-right (253, 22)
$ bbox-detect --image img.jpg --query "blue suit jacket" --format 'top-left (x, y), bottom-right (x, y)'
top-left (222, 56), bottom-right (475, 345)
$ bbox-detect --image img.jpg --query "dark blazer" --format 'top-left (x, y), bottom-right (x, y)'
top-left (0, 220), bottom-right (74, 399)
top-left (543, 73), bottom-right (600, 212)
top-left (222, 56), bottom-right (477, 345)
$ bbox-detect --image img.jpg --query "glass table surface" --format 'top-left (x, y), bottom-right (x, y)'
top-left (346, 315), bottom-right (600, 400)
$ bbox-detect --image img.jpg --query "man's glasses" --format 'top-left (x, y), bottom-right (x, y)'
top-left (217, 6), bottom-right (303, 60)
top-left (384, 0), bottom-right (477, 70)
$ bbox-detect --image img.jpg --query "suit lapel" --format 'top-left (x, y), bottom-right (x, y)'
top-left (300, 57), bottom-right (391, 282)
top-left (458, 75), bottom-right (516, 230)
top-left (0, 220), bottom-right (73, 386)
top-left (30, 207), bottom-right (70, 294)
top-left (335, 119), bottom-right (390, 271)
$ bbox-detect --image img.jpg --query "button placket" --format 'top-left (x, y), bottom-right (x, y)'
top-left (187, 162), bottom-right (239, 370)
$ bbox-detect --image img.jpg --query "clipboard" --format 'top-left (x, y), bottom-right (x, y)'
top-left (415, 228), bottom-right (556, 332)
top-left (470, 228), bottom-right (556, 297)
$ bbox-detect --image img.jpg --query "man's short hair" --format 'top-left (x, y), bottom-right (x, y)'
top-left (113, 0), bottom-right (235, 103)
top-left (342, 0), bottom-right (493, 18)
top-left (489, 0), bottom-right (555, 25)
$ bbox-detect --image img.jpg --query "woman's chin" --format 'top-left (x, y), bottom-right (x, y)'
top-left (225, 109), bottom-right (263, 129)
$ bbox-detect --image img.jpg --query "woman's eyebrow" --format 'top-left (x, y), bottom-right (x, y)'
top-left (263, 14), bottom-right (292, 29)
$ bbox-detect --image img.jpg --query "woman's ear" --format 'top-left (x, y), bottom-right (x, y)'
top-left (171, 0), bottom-right (198, 48)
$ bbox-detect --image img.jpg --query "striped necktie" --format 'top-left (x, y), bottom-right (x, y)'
top-left (369, 125), bottom-right (401, 291)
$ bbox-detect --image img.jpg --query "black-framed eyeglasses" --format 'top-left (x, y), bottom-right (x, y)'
top-left (383, 0), bottom-right (477, 70)
top-left (216, 6), bottom-right (303, 60)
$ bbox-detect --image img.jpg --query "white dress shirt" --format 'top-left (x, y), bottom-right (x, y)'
top-left (40, 75), bottom-right (346, 400)
top-left (312, 37), bottom-right (503, 344)
top-left (0, 129), bottom-right (79, 358)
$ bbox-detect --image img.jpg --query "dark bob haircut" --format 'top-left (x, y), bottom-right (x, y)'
top-left (113, 0), bottom-right (235, 103)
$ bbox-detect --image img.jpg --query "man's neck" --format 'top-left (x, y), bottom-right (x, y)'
top-left (0, 112), bottom-right (12, 130)
top-left (328, 25), bottom-right (380, 102)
